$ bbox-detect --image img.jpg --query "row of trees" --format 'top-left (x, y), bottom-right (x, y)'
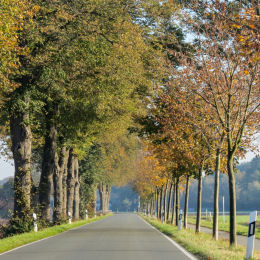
top-left (0, 0), bottom-right (167, 234)
top-left (0, 0), bottom-right (259, 248)
top-left (133, 0), bottom-right (259, 247)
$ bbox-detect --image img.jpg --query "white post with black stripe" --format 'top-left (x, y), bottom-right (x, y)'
top-left (246, 211), bottom-right (257, 259)
top-left (68, 211), bottom-right (72, 224)
top-left (33, 213), bottom-right (37, 232)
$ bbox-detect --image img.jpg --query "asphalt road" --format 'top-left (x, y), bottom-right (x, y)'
top-left (0, 214), bottom-right (196, 260)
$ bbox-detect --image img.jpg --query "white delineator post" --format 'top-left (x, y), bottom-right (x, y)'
top-left (68, 211), bottom-right (72, 224)
top-left (33, 213), bottom-right (38, 232)
top-left (85, 209), bottom-right (88, 220)
top-left (246, 211), bottom-right (257, 259)
top-left (178, 210), bottom-right (183, 231)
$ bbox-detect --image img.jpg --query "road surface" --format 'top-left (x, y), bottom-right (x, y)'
top-left (0, 213), bottom-right (196, 260)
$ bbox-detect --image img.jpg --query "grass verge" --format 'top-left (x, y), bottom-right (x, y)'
top-left (187, 215), bottom-right (260, 240)
top-left (0, 214), bottom-right (112, 254)
top-left (141, 215), bottom-right (260, 260)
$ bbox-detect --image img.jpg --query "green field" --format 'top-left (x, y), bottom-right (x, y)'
top-left (187, 215), bottom-right (260, 239)
top-left (143, 215), bottom-right (260, 260)
top-left (0, 214), bottom-right (112, 254)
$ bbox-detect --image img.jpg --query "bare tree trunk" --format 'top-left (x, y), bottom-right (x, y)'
top-left (162, 183), bottom-right (167, 222)
top-left (98, 183), bottom-right (111, 214)
top-left (53, 149), bottom-right (67, 224)
top-left (184, 175), bottom-right (190, 229)
top-left (213, 147), bottom-right (221, 239)
top-left (171, 179), bottom-right (176, 224)
top-left (93, 185), bottom-right (97, 216)
top-left (150, 198), bottom-right (153, 216)
top-left (156, 189), bottom-right (159, 218)
top-left (73, 157), bottom-right (80, 220)
top-left (159, 187), bottom-right (163, 219)
top-left (10, 111), bottom-right (32, 219)
top-left (196, 167), bottom-right (203, 233)
top-left (39, 123), bottom-right (58, 222)
top-left (62, 149), bottom-right (69, 218)
top-left (227, 152), bottom-right (237, 246)
top-left (67, 149), bottom-right (75, 217)
top-left (175, 177), bottom-right (180, 226)
top-left (107, 185), bottom-right (111, 211)
top-left (98, 183), bottom-right (105, 213)
top-left (167, 181), bottom-right (173, 221)
top-left (153, 190), bottom-right (157, 216)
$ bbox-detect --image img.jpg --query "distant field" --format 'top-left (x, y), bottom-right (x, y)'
top-left (187, 215), bottom-right (260, 239)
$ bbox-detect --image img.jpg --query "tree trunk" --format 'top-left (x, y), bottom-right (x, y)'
top-left (213, 147), bottom-right (221, 239)
top-left (162, 183), bottom-right (167, 222)
top-left (175, 177), bottom-right (180, 226)
top-left (156, 189), bottom-right (159, 218)
top-left (227, 152), bottom-right (237, 246)
top-left (62, 149), bottom-right (69, 218)
top-left (196, 167), bottom-right (203, 233)
top-left (98, 183), bottom-right (110, 214)
top-left (73, 157), bottom-right (80, 220)
top-left (98, 183), bottom-right (105, 213)
top-left (10, 112), bottom-right (32, 219)
top-left (184, 175), bottom-right (190, 229)
top-left (106, 185), bottom-right (111, 212)
top-left (171, 179), bottom-right (176, 224)
top-left (67, 149), bottom-right (75, 217)
top-left (153, 195), bottom-right (155, 215)
top-left (93, 185), bottom-right (97, 216)
top-left (53, 148), bottom-right (67, 224)
top-left (39, 123), bottom-right (58, 222)
top-left (159, 187), bottom-right (163, 219)
top-left (167, 181), bottom-right (173, 221)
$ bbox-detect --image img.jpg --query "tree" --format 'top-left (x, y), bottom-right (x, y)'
top-left (180, 1), bottom-right (260, 245)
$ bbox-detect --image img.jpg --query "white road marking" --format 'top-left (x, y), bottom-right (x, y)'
top-left (138, 215), bottom-right (198, 260)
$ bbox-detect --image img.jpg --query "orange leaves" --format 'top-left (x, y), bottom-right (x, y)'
top-left (0, 0), bottom-right (34, 92)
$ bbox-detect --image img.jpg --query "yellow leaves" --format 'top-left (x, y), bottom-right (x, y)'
top-left (32, 5), bottom-right (40, 13)
top-left (232, 24), bottom-right (241, 29)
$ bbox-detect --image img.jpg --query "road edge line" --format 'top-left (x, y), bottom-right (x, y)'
top-left (0, 215), bottom-right (111, 256)
top-left (138, 215), bottom-right (198, 260)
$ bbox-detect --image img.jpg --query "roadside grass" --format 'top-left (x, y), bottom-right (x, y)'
top-left (187, 215), bottom-right (260, 240)
top-left (0, 214), bottom-right (112, 254)
top-left (142, 215), bottom-right (260, 260)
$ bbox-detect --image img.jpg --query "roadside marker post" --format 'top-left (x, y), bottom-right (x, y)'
top-left (33, 213), bottom-right (38, 232)
top-left (178, 210), bottom-right (183, 231)
top-left (209, 212), bottom-right (212, 222)
top-left (68, 211), bottom-right (72, 224)
top-left (85, 209), bottom-right (88, 220)
top-left (246, 211), bottom-right (257, 259)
